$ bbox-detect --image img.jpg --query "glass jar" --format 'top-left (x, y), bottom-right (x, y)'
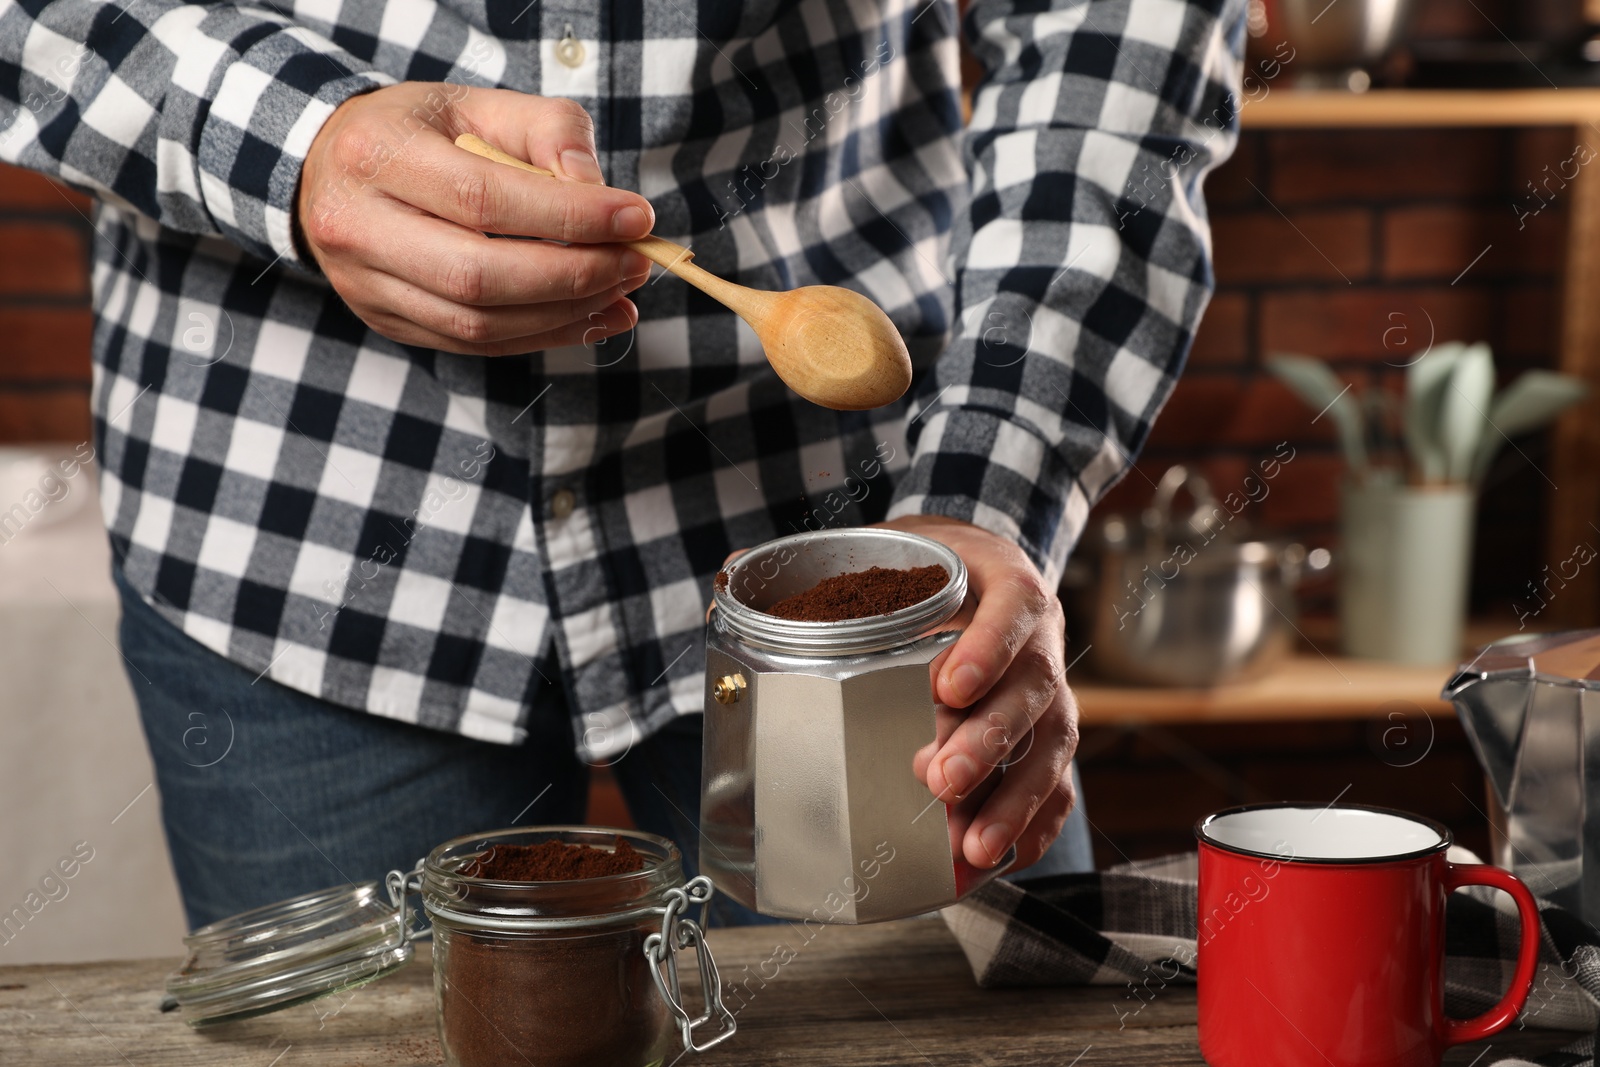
top-left (165, 826), bottom-right (735, 1062)
top-left (427, 827), bottom-right (692, 1067)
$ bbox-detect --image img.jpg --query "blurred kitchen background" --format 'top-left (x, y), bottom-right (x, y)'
top-left (6, 0), bottom-right (1600, 960)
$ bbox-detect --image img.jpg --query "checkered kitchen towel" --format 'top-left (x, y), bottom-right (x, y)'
top-left (941, 850), bottom-right (1600, 1065)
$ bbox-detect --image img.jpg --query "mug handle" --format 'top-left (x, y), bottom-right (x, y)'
top-left (1441, 863), bottom-right (1542, 1045)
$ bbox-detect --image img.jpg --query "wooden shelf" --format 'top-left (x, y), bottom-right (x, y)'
top-left (1073, 652), bottom-right (1457, 725)
top-left (1242, 88), bottom-right (1600, 128)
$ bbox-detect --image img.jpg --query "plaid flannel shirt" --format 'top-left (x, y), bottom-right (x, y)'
top-left (0, 0), bottom-right (1245, 757)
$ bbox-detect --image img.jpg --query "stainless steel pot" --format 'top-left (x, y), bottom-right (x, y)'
top-left (1252, 0), bottom-right (1417, 72)
top-left (1061, 466), bottom-right (1329, 687)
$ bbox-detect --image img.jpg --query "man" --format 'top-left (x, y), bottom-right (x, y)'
top-left (1, 0), bottom-right (1244, 926)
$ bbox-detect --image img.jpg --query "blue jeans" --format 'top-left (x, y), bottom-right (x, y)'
top-left (115, 567), bottom-right (1090, 931)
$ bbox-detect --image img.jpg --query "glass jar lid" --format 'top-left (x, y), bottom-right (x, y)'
top-left (164, 880), bottom-right (414, 1028)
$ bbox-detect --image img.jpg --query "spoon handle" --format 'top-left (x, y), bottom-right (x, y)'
top-left (455, 134), bottom-right (778, 327)
top-left (452, 134), bottom-right (691, 269)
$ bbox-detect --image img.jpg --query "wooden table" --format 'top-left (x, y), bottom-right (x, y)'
top-left (0, 919), bottom-right (1569, 1065)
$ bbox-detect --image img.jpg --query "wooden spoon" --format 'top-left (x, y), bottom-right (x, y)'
top-left (455, 133), bottom-right (912, 411)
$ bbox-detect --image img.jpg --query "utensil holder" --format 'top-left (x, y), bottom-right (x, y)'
top-left (1340, 480), bottom-right (1475, 664)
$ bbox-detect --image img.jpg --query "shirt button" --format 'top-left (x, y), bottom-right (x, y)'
top-left (555, 32), bottom-right (586, 68)
top-left (550, 489), bottom-right (576, 520)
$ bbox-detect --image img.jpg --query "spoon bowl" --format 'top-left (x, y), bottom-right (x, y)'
top-left (676, 273), bottom-right (912, 412)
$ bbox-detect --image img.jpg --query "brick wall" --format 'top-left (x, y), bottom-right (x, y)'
top-left (1084, 0), bottom-right (1563, 617)
top-left (1096, 124), bottom-right (1569, 615)
top-left (0, 166), bottom-right (94, 444)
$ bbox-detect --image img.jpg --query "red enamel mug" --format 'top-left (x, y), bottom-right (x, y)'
top-left (1196, 803), bottom-right (1540, 1067)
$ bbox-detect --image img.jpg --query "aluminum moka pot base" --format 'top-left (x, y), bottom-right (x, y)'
top-left (701, 528), bottom-right (1015, 923)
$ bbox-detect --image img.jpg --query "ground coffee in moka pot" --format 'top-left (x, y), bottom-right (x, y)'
top-left (763, 565), bottom-right (949, 622)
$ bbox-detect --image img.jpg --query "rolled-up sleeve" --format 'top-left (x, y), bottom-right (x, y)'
top-left (886, 0), bottom-right (1247, 587)
top-left (0, 0), bottom-right (393, 267)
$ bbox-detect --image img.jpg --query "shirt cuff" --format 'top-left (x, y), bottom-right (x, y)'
top-left (198, 26), bottom-right (394, 272)
top-left (885, 407), bottom-right (1096, 591)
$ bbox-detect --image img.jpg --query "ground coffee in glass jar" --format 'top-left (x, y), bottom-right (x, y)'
top-left (459, 836), bottom-right (645, 881)
top-left (763, 564), bottom-right (949, 622)
top-left (429, 831), bottom-right (682, 1067)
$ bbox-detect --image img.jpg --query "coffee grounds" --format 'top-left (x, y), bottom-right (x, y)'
top-left (763, 564), bottom-right (948, 622)
top-left (458, 836), bottom-right (645, 881)
top-left (439, 837), bottom-right (669, 1067)
top-left (439, 924), bottom-right (668, 1067)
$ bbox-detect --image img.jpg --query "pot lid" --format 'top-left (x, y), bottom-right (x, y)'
top-left (1085, 465), bottom-right (1246, 553)
top-left (164, 878), bottom-right (416, 1028)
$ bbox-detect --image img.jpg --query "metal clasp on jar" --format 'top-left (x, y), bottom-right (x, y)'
top-left (644, 875), bottom-right (737, 1051)
top-left (384, 861), bottom-right (430, 946)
